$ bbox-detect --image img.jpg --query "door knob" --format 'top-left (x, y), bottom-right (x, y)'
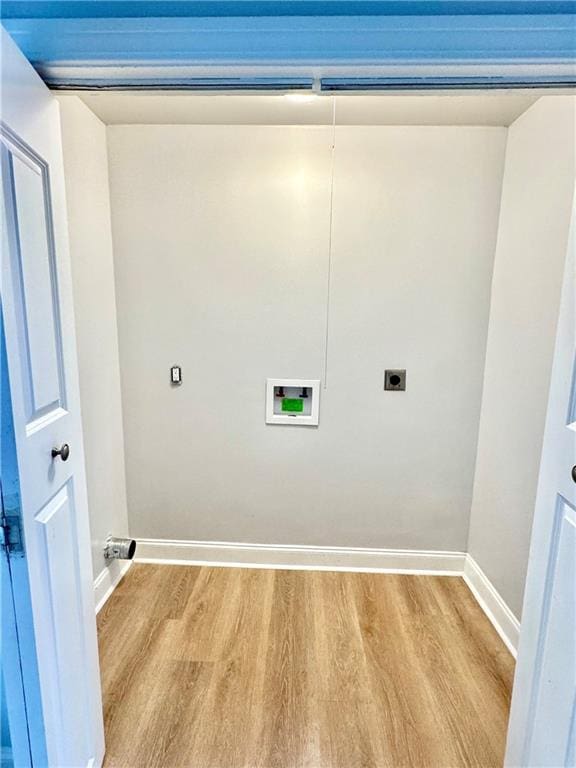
top-left (51, 444), bottom-right (70, 461)
top-left (572, 465), bottom-right (576, 483)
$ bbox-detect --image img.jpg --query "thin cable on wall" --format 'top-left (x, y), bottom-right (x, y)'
top-left (323, 95), bottom-right (337, 390)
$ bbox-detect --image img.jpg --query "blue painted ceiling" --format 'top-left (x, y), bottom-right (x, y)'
top-left (2, 0), bottom-right (575, 16)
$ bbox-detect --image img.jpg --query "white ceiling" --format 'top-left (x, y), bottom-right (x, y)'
top-left (60, 90), bottom-right (563, 127)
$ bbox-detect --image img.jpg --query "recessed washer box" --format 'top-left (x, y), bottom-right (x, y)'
top-left (266, 378), bottom-right (320, 426)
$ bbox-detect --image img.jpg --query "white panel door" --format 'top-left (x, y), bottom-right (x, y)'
top-left (505, 192), bottom-right (576, 766)
top-left (0, 27), bottom-right (105, 768)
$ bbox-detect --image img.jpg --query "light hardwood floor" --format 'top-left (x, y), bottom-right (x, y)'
top-left (98, 564), bottom-right (514, 768)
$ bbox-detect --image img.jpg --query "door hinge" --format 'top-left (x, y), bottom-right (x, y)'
top-left (1, 515), bottom-right (24, 555)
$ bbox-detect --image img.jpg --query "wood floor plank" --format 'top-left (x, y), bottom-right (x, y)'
top-left (351, 573), bottom-right (445, 767)
top-left (251, 570), bottom-right (323, 768)
top-left (98, 564), bottom-right (515, 768)
top-left (98, 564), bottom-right (203, 753)
top-left (186, 568), bottom-right (275, 768)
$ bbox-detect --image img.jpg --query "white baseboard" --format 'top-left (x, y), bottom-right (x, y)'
top-left (135, 538), bottom-right (466, 575)
top-left (93, 559), bottom-right (132, 614)
top-left (464, 554), bottom-right (520, 657)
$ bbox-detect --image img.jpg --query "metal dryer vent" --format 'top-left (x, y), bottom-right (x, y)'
top-left (103, 536), bottom-right (136, 561)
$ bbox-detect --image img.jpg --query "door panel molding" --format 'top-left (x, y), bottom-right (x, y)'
top-left (1, 122), bottom-right (67, 425)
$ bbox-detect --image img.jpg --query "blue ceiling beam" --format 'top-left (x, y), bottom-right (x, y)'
top-left (2, 0), bottom-right (574, 86)
top-left (2, 0), bottom-right (576, 18)
top-left (4, 14), bottom-right (575, 64)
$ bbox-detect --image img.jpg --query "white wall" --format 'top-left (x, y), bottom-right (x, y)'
top-left (59, 96), bottom-right (130, 581)
top-left (107, 123), bottom-right (506, 551)
top-left (468, 96), bottom-right (576, 619)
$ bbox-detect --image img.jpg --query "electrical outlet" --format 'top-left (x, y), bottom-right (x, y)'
top-left (384, 369), bottom-right (406, 391)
